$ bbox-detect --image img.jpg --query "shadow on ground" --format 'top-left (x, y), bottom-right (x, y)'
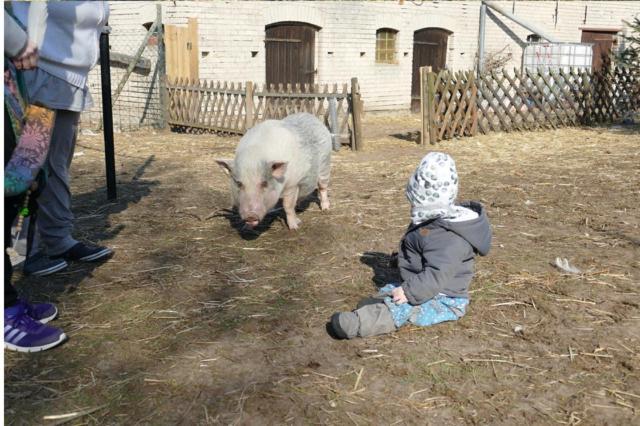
top-left (390, 131), bottom-right (421, 144)
top-left (14, 155), bottom-right (159, 302)
top-left (220, 190), bottom-right (323, 240)
top-left (360, 251), bottom-right (401, 288)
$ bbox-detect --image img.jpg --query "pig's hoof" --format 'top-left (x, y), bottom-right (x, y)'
top-left (287, 217), bottom-right (302, 230)
top-left (320, 200), bottom-right (331, 211)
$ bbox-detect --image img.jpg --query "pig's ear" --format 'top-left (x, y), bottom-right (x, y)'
top-left (270, 161), bottom-right (288, 180)
top-left (215, 159), bottom-right (234, 176)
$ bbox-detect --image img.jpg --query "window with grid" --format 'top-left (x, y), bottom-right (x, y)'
top-left (376, 28), bottom-right (398, 63)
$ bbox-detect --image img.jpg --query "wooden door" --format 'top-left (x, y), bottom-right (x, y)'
top-left (165, 18), bottom-right (199, 81)
top-left (581, 30), bottom-right (618, 71)
top-left (411, 28), bottom-right (451, 112)
top-left (265, 23), bottom-right (317, 87)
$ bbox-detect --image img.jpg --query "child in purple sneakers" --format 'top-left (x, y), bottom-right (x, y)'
top-left (4, 5), bottom-right (66, 352)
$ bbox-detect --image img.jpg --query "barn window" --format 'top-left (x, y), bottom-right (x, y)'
top-left (527, 34), bottom-right (541, 43)
top-left (376, 28), bottom-right (398, 63)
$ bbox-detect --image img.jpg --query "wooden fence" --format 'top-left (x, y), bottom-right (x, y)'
top-left (166, 78), bottom-right (363, 150)
top-left (420, 66), bottom-right (640, 144)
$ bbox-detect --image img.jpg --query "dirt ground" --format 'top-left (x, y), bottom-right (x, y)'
top-left (4, 113), bottom-right (640, 425)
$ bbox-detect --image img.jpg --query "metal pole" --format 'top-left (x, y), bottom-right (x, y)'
top-left (478, 3), bottom-right (486, 76)
top-left (482, 1), bottom-right (559, 43)
top-left (99, 25), bottom-right (117, 200)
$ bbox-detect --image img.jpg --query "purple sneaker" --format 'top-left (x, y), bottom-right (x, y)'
top-left (4, 305), bottom-right (67, 353)
top-left (15, 299), bottom-right (58, 323)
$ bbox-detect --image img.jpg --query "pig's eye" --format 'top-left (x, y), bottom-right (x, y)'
top-left (235, 180), bottom-right (243, 189)
top-left (260, 180), bottom-right (268, 189)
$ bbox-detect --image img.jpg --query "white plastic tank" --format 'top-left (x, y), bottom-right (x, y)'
top-left (522, 42), bottom-right (593, 72)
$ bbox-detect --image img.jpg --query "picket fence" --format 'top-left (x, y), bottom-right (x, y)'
top-left (165, 78), bottom-right (364, 150)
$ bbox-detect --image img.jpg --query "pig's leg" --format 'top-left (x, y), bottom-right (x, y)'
top-left (318, 180), bottom-right (330, 211)
top-left (318, 162), bottom-right (331, 211)
top-left (282, 186), bottom-right (301, 230)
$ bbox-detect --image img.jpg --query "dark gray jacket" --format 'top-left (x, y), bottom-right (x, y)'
top-left (399, 201), bottom-right (491, 304)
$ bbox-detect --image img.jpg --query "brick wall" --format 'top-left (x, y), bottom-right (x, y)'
top-left (84, 0), bottom-right (639, 125)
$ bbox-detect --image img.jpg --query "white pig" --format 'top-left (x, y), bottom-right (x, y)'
top-left (216, 113), bottom-right (332, 230)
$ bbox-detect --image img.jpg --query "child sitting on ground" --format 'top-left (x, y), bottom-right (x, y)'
top-left (330, 152), bottom-right (491, 339)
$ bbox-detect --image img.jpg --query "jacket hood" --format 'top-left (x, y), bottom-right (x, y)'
top-left (408, 201), bottom-right (491, 256)
top-left (440, 201), bottom-right (491, 256)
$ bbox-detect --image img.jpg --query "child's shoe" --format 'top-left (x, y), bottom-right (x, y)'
top-left (4, 305), bottom-right (66, 352)
top-left (330, 312), bottom-right (359, 339)
top-left (15, 299), bottom-right (58, 323)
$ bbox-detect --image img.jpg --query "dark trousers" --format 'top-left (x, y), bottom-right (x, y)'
top-left (4, 109), bottom-right (19, 307)
top-left (5, 197), bottom-right (20, 308)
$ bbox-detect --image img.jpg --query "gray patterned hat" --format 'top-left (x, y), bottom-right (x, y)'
top-left (406, 152), bottom-right (469, 225)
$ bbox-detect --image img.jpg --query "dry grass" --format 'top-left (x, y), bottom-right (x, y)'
top-left (5, 114), bottom-right (639, 425)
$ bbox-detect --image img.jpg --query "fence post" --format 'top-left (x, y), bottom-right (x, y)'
top-left (470, 72), bottom-right (478, 136)
top-left (328, 97), bottom-right (340, 151)
top-left (245, 81), bottom-right (254, 130)
top-left (421, 66), bottom-right (436, 145)
top-left (157, 4), bottom-right (167, 129)
top-left (350, 77), bottom-right (363, 150)
top-left (581, 69), bottom-right (593, 125)
top-left (420, 66), bottom-right (426, 145)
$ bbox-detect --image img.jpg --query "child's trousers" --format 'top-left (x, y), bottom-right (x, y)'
top-left (336, 285), bottom-right (469, 338)
top-left (351, 302), bottom-right (397, 337)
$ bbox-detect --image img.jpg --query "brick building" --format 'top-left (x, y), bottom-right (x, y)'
top-left (84, 1), bottom-right (639, 129)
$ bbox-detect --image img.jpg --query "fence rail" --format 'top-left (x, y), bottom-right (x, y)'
top-left (166, 77), bottom-right (363, 150)
top-left (421, 66), bottom-right (640, 144)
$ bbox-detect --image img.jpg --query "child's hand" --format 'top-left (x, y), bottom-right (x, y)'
top-left (391, 287), bottom-right (408, 305)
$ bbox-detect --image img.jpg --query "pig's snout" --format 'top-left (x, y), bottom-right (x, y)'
top-left (244, 213), bottom-right (261, 228)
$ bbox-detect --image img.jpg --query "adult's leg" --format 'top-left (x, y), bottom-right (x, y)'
top-left (33, 110), bottom-right (80, 256)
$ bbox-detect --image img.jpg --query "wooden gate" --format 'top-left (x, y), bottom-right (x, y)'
top-left (165, 18), bottom-right (199, 81)
top-left (411, 28), bottom-right (451, 112)
top-left (265, 22), bottom-right (318, 86)
top-left (581, 29), bottom-right (619, 71)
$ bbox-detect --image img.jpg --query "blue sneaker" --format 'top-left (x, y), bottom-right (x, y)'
top-left (4, 305), bottom-right (67, 352)
top-left (22, 252), bottom-right (68, 276)
top-left (54, 242), bottom-right (113, 262)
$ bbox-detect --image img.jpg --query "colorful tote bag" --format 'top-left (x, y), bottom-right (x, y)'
top-left (4, 61), bottom-right (56, 197)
